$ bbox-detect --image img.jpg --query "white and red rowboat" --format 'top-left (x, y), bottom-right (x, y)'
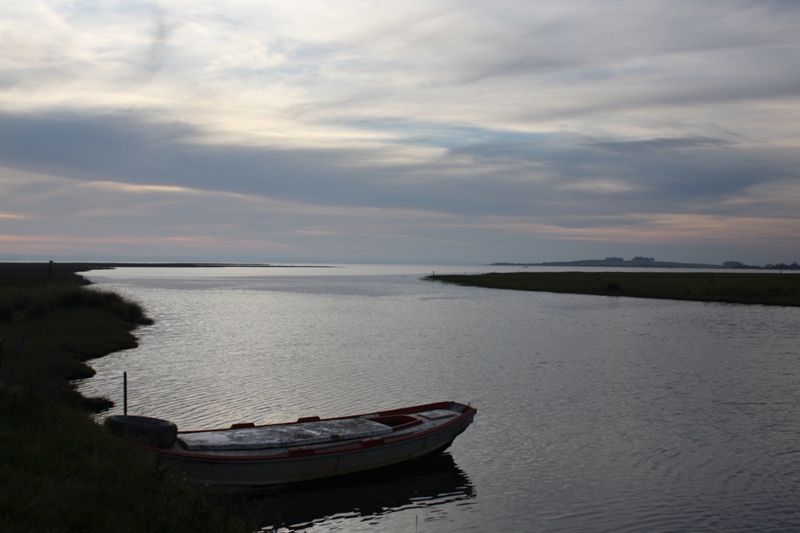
top-left (105, 401), bottom-right (476, 487)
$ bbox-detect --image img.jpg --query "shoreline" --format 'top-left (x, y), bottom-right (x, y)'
top-left (426, 271), bottom-right (800, 307)
top-left (0, 262), bottom-right (247, 532)
top-left (0, 263), bottom-right (154, 410)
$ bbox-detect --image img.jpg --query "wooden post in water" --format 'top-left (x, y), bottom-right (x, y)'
top-left (123, 372), bottom-right (128, 416)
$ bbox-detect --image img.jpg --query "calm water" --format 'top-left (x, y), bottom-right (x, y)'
top-left (79, 265), bottom-right (800, 532)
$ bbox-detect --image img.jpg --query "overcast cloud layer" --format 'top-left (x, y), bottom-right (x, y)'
top-left (1, 0), bottom-right (798, 264)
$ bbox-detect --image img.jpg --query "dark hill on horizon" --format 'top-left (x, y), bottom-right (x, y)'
top-left (491, 257), bottom-right (799, 270)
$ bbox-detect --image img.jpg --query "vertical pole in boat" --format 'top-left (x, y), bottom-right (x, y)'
top-left (123, 372), bottom-right (128, 416)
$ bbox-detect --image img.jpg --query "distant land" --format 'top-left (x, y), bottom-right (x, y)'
top-left (491, 256), bottom-right (800, 270)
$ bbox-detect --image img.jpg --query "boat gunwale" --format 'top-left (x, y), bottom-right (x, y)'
top-left (149, 401), bottom-right (476, 462)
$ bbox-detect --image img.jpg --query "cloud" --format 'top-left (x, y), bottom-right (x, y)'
top-left (588, 137), bottom-right (731, 153)
top-left (1, 0), bottom-right (799, 264)
top-left (1, 107), bottom-right (797, 219)
top-left (144, 5), bottom-right (177, 74)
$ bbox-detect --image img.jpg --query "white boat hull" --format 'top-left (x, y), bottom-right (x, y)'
top-left (149, 401), bottom-right (476, 487)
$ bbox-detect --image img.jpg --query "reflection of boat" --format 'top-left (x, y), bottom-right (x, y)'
top-left (235, 453), bottom-right (475, 531)
top-left (105, 401), bottom-right (476, 487)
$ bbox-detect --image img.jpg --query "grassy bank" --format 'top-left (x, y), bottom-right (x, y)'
top-left (0, 263), bottom-right (247, 532)
top-left (426, 271), bottom-right (800, 307)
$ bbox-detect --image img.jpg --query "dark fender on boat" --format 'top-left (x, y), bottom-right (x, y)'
top-left (105, 415), bottom-right (178, 448)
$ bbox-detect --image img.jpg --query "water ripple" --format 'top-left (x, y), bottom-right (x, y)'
top-left (79, 267), bottom-right (800, 532)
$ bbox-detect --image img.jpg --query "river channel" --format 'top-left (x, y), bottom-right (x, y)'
top-left (79, 265), bottom-right (800, 532)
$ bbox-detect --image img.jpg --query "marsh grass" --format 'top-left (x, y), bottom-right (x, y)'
top-left (0, 284), bottom-right (152, 409)
top-left (427, 271), bottom-right (800, 307)
top-left (0, 285), bottom-right (153, 326)
top-left (0, 263), bottom-right (248, 532)
top-left (0, 390), bottom-right (244, 533)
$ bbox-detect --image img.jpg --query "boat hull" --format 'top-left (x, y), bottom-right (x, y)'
top-left (151, 401), bottom-right (476, 487)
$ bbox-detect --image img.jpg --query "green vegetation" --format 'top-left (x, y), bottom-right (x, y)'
top-left (0, 263), bottom-right (247, 532)
top-left (427, 271), bottom-right (800, 307)
top-left (0, 393), bottom-right (245, 533)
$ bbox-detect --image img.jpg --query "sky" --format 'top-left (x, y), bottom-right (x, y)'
top-left (1, 0), bottom-right (799, 265)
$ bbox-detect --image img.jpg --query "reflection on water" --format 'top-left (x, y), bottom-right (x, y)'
top-left (79, 265), bottom-right (800, 532)
top-left (235, 453), bottom-right (473, 532)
